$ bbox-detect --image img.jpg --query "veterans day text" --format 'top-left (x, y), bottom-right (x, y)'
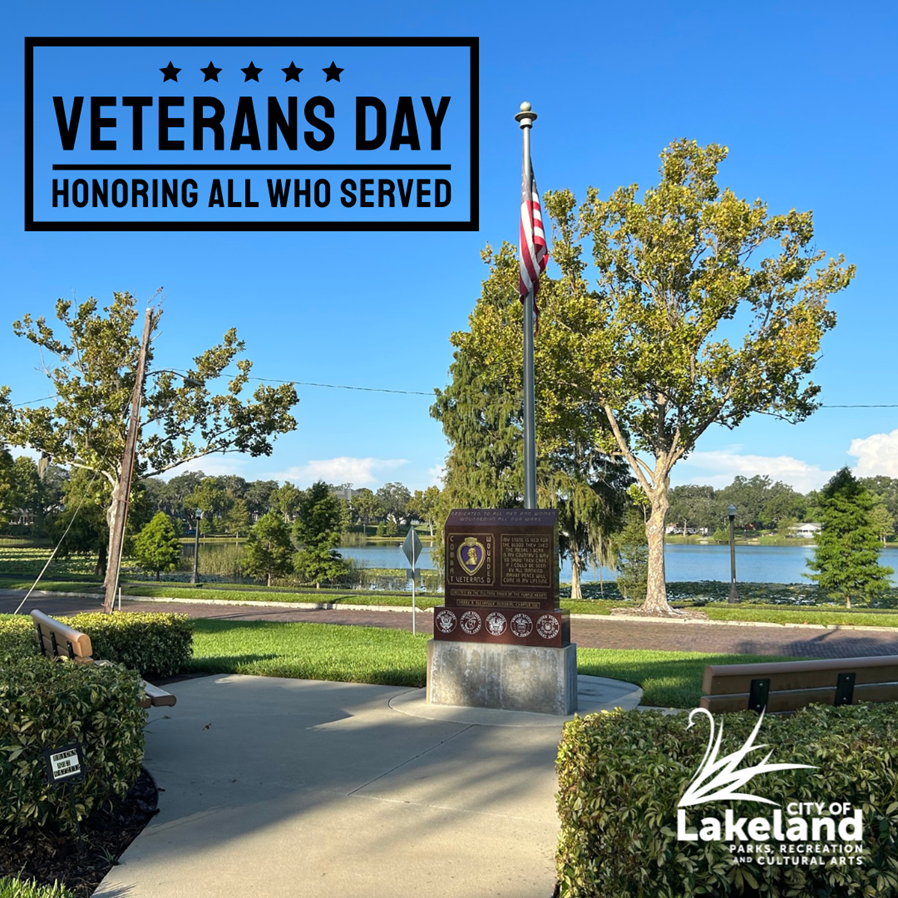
top-left (50, 95), bottom-right (452, 210)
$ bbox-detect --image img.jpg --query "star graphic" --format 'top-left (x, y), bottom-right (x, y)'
top-left (200, 61), bottom-right (222, 82)
top-left (159, 61), bottom-right (181, 82)
top-left (282, 61), bottom-right (303, 82)
top-left (241, 61), bottom-right (263, 82)
top-left (322, 61), bottom-right (344, 82)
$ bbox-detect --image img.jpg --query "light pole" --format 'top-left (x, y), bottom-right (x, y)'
top-left (191, 508), bottom-right (203, 585)
top-left (727, 504), bottom-right (739, 604)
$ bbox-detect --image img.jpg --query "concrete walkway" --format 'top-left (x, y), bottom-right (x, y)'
top-left (95, 674), bottom-right (639, 898)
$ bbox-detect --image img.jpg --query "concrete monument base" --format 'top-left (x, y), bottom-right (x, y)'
top-left (426, 639), bottom-right (578, 716)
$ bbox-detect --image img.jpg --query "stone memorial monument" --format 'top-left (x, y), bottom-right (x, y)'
top-left (426, 508), bottom-right (577, 715)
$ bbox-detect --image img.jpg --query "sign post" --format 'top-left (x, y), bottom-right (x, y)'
top-left (44, 741), bottom-right (86, 854)
top-left (401, 527), bottom-right (423, 636)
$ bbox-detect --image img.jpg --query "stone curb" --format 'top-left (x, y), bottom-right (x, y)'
top-left (583, 612), bottom-right (898, 633)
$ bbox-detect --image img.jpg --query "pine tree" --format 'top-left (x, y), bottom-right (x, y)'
top-left (613, 512), bottom-right (650, 603)
top-left (805, 468), bottom-right (893, 609)
top-left (242, 512), bottom-right (294, 587)
top-left (292, 481), bottom-right (347, 587)
top-left (133, 512), bottom-right (182, 581)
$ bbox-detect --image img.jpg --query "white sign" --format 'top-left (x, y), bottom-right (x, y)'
top-left (49, 747), bottom-right (82, 782)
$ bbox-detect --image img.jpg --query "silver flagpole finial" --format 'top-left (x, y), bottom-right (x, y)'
top-left (515, 102), bottom-right (537, 128)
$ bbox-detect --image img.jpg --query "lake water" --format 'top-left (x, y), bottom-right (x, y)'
top-left (338, 543), bottom-right (898, 585)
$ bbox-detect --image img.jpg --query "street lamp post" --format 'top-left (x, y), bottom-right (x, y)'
top-left (191, 509), bottom-right (203, 585)
top-left (727, 504), bottom-right (739, 604)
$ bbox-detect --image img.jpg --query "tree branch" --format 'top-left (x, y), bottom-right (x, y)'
top-left (603, 403), bottom-right (654, 493)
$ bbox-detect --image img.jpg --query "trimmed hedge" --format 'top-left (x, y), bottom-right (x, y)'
top-left (556, 705), bottom-right (898, 897)
top-left (64, 612), bottom-right (193, 677)
top-left (0, 612), bottom-right (193, 676)
top-left (0, 656), bottom-right (146, 837)
top-left (0, 617), bottom-right (35, 662)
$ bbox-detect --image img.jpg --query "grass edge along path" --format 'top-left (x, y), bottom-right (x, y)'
top-left (185, 618), bottom-right (802, 709)
top-left (0, 877), bottom-right (76, 898)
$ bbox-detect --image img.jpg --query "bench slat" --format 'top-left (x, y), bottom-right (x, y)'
top-left (31, 610), bottom-right (93, 660)
top-left (701, 681), bottom-right (898, 714)
top-left (702, 656), bottom-right (898, 696)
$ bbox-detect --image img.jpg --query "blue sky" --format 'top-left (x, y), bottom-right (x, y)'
top-left (2, 1), bottom-right (897, 496)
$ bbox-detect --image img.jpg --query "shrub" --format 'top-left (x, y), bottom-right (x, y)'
top-left (556, 705), bottom-right (898, 897)
top-left (0, 656), bottom-right (146, 838)
top-left (0, 616), bottom-right (36, 662)
top-left (65, 612), bottom-right (193, 677)
top-left (0, 612), bottom-right (193, 677)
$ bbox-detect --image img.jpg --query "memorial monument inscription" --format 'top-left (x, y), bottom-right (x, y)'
top-left (427, 508), bottom-right (577, 714)
top-left (433, 509), bottom-right (571, 649)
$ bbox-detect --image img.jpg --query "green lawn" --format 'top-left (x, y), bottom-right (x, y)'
top-left (187, 619), bottom-right (801, 709)
top-left (702, 604), bottom-right (898, 628)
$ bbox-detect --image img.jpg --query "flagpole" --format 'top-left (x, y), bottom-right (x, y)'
top-left (516, 101), bottom-right (538, 509)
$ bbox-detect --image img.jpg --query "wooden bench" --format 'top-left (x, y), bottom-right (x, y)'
top-left (700, 655), bottom-right (898, 714)
top-left (31, 610), bottom-right (177, 709)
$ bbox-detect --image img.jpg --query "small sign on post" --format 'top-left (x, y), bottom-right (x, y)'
top-left (401, 528), bottom-right (424, 636)
top-left (45, 742), bottom-right (85, 785)
top-left (44, 740), bottom-right (87, 854)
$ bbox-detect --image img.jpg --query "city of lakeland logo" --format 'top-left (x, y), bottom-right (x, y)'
top-left (25, 37), bottom-right (477, 231)
top-left (676, 709), bottom-right (866, 867)
top-left (457, 537), bottom-right (486, 575)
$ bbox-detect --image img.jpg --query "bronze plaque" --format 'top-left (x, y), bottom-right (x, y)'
top-left (436, 508), bottom-right (569, 647)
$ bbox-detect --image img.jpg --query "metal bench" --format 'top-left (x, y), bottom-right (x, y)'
top-left (700, 655), bottom-right (898, 714)
top-left (31, 609), bottom-right (177, 709)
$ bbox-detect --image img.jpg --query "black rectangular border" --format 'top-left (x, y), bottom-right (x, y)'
top-left (25, 36), bottom-right (479, 232)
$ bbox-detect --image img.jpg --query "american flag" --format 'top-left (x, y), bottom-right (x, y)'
top-left (519, 160), bottom-right (548, 322)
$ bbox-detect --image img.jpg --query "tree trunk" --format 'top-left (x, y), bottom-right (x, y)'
top-left (94, 541), bottom-right (108, 578)
top-left (639, 487), bottom-right (676, 615)
top-left (103, 480), bottom-right (125, 590)
top-left (156, 570), bottom-right (160, 581)
top-left (570, 548), bottom-right (583, 601)
top-left (267, 572), bottom-right (271, 587)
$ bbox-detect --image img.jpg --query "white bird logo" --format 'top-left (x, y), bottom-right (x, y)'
top-left (678, 708), bottom-right (817, 809)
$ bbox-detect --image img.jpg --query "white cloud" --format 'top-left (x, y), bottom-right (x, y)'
top-left (676, 449), bottom-right (834, 493)
top-left (848, 430), bottom-right (898, 478)
top-left (269, 456), bottom-right (408, 487)
top-left (428, 464), bottom-right (447, 486)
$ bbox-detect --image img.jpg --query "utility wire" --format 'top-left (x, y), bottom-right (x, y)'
top-left (13, 469), bottom-right (101, 615)
top-left (248, 376), bottom-right (432, 396)
top-left (7, 384), bottom-right (898, 407)
top-left (12, 395), bottom-right (58, 407)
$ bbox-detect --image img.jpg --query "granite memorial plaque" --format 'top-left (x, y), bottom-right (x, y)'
top-left (433, 508), bottom-right (570, 648)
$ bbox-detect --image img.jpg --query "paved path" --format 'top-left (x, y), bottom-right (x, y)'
top-left (3, 590), bottom-right (897, 659)
top-left (96, 676), bottom-right (565, 898)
